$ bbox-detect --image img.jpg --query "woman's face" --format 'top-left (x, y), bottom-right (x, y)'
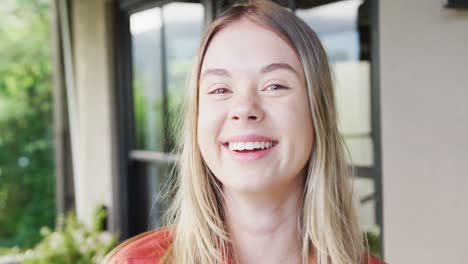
top-left (197, 19), bottom-right (314, 194)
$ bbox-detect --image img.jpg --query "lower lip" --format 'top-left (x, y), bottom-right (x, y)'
top-left (223, 144), bottom-right (277, 161)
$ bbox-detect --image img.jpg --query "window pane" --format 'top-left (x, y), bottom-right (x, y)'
top-left (131, 7), bottom-right (165, 151)
top-left (127, 2), bottom-right (204, 236)
top-left (130, 3), bottom-right (204, 152)
top-left (162, 3), bottom-right (204, 151)
top-left (129, 161), bottom-right (174, 235)
top-left (345, 136), bottom-right (374, 166)
top-left (353, 176), bottom-right (381, 257)
top-left (297, 1), bottom-right (381, 255)
top-left (353, 177), bottom-right (378, 231)
top-left (296, 0), bottom-right (374, 167)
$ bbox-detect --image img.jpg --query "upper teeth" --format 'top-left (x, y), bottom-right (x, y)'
top-left (228, 141), bottom-right (274, 151)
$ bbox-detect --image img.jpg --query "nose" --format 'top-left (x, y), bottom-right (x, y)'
top-left (228, 93), bottom-right (264, 123)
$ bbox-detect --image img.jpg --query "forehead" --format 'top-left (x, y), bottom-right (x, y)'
top-left (201, 19), bottom-right (303, 75)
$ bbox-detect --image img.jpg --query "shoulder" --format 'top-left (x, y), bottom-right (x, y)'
top-left (103, 226), bottom-right (173, 264)
top-left (368, 255), bottom-right (386, 264)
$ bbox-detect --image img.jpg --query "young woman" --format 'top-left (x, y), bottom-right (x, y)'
top-left (104, 0), bottom-right (384, 263)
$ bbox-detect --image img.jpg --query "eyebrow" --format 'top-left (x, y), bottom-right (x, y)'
top-left (201, 68), bottom-right (231, 79)
top-left (201, 63), bottom-right (299, 80)
top-left (260, 63), bottom-right (299, 76)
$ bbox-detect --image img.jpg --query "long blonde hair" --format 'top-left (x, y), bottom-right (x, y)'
top-left (161, 1), bottom-right (366, 263)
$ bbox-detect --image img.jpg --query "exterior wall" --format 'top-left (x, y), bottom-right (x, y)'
top-left (72, 0), bottom-right (114, 227)
top-left (380, 0), bottom-right (468, 263)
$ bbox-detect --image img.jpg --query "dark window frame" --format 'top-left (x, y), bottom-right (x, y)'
top-left (111, 0), bottom-right (213, 241)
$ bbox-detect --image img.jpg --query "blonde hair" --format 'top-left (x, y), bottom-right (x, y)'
top-left (161, 0), bottom-right (367, 263)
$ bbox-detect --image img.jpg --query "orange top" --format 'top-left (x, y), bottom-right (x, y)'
top-left (103, 228), bottom-right (172, 264)
top-left (103, 227), bottom-right (385, 264)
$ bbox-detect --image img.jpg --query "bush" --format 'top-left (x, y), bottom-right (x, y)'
top-left (22, 207), bottom-right (117, 264)
top-left (0, 0), bottom-right (55, 248)
top-left (365, 227), bottom-right (381, 258)
top-left (0, 246), bottom-right (20, 256)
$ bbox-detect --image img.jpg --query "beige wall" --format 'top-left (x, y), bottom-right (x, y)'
top-left (380, 0), bottom-right (468, 263)
top-left (72, 0), bottom-right (114, 227)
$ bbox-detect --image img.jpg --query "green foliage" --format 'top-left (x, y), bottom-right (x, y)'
top-left (0, 246), bottom-right (21, 256)
top-left (132, 79), bottom-right (145, 148)
top-left (131, 60), bottom-right (190, 152)
top-left (0, 0), bottom-right (55, 248)
top-left (365, 229), bottom-right (381, 258)
top-left (22, 207), bottom-right (117, 264)
top-left (166, 60), bottom-right (191, 151)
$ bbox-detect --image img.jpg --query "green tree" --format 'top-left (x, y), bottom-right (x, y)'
top-left (0, 0), bottom-right (55, 249)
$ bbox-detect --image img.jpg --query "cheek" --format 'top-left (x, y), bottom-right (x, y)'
top-left (272, 95), bottom-right (314, 156)
top-left (272, 95), bottom-right (313, 134)
top-left (197, 99), bottom-right (227, 159)
top-left (295, 98), bottom-right (314, 140)
top-left (295, 99), bottom-right (314, 160)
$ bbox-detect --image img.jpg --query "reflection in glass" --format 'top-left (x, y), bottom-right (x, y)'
top-left (353, 177), bottom-right (376, 230)
top-left (128, 3), bottom-right (204, 236)
top-left (130, 3), bottom-right (204, 152)
top-left (130, 161), bottom-right (174, 234)
top-left (296, 0), bottom-right (374, 167)
top-left (131, 8), bottom-right (165, 152)
top-left (353, 176), bottom-right (380, 256)
top-left (162, 3), bottom-right (204, 151)
top-left (297, 1), bottom-right (380, 253)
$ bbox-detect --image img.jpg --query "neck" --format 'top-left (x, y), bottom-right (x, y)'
top-left (224, 176), bottom-right (304, 264)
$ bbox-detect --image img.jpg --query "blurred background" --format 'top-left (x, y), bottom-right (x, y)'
top-left (0, 0), bottom-right (466, 263)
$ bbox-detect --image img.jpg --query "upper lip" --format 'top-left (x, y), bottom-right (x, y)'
top-left (222, 134), bottom-right (278, 144)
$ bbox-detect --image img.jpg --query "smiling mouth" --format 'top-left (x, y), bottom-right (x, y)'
top-left (223, 141), bottom-right (279, 152)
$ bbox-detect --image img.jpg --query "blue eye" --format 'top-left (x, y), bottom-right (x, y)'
top-left (265, 84), bottom-right (288, 91)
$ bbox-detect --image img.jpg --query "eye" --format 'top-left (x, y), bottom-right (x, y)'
top-left (264, 84), bottom-right (288, 91)
top-left (209, 88), bottom-right (231, 94)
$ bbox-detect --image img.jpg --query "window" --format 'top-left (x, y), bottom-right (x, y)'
top-left (296, 0), bottom-right (382, 250)
top-left (127, 1), bottom-right (205, 236)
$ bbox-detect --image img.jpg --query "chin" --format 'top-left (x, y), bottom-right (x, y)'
top-left (221, 172), bottom-right (280, 194)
